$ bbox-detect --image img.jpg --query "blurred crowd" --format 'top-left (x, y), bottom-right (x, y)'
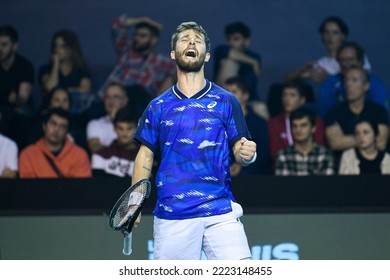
top-left (1, 15), bottom-right (389, 179)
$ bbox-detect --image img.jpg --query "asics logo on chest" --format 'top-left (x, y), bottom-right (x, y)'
top-left (207, 101), bottom-right (218, 109)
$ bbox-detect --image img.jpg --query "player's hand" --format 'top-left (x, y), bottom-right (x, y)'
top-left (134, 212), bottom-right (142, 228)
top-left (230, 163), bottom-right (242, 177)
top-left (240, 137), bottom-right (256, 162)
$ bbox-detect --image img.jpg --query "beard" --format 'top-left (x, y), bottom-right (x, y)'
top-left (133, 40), bottom-right (152, 53)
top-left (0, 49), bottom-right (14, 63)
top-left (175, 50), bottom-right (206, 73)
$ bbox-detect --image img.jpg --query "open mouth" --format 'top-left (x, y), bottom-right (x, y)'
top-left (185, 49), bottom-right (196, 58)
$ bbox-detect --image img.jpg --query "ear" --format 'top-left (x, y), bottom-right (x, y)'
top-left (170, 50), bottom-right (176, 60)
top-left (311, 125), bottom-right (317, 134)
top-left (299, 96), bottom-right (306, 106)
top-left (13, 42), bottom-right (19, 52)
top-left (244, 38), bottom-right (251, 48)
top-left (204, 52), bottom-right (211, 63)
top-left (364, 81), bottom-right (370, 92)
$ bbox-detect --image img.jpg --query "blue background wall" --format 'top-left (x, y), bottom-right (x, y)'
top-left (1, 0), bottom-right (389, 99)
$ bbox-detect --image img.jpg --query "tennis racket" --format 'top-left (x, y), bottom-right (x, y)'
top-left (109, 179), bottom-right (151, 255)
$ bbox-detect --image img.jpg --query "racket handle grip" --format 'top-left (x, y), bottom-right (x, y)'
top-left (123, 232), bottom-right (133, 255)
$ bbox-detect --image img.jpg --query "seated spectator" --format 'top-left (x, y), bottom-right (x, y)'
top-left (325, 67), bottom-right (389, 168)
top-left (214, 21), bottom-right (261, 101)
top-left (275, 108), bottom-right (334, 175)
top-left (99, 15), bottom-right (176, 97)
top-left (268, 81), bottom-right (325, 163)
top-left (224, 76), bottom-right (269, 175)
top-left (28, 87), bottom-right (88, 148)
top-left (0, 25), bottom-right (35, 149)
top-left (0, 25), bottom-right (34, 113)
top-left (318, 42), bottom-right (388, 118)
top-left (266, 80), bottom-right (316, 118)
top-left (39, 29), bottom-right (92, 113)
top-left (284, 16), bottom-right (371, 84)
top-left (86, 83), bottom-right (128, 153)
top-left (19, 108), bottom-right (91, 178)
top-left (0, 110), bottom-right (18, 178)
top-left (91, 108), bottom-right (139, 177)
top-left (339, 119), bottom-right (390, 175)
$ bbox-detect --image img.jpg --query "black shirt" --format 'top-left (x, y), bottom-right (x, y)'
top-left (356, 148), bottom-right (385, 175)
top-left (0, 53), bottom-right (34, 107)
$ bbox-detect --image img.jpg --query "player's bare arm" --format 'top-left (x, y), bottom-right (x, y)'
top-left (131, 144), bottom-right (154, 226)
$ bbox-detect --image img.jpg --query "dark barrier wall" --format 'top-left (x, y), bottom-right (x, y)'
top-left (1, 176), bottom-right (390, 215)
top-left (1, 176), bottom-right (390, 260)
top-left (1, 0), bottom-right (389, 97)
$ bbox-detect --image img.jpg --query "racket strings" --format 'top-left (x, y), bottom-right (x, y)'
top-left (111, 183), bottom-right (148, 228)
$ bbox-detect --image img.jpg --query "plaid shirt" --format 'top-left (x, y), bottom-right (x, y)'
top-left (275, 143), bottom-right (334, 176)
top-left (99, 15), bottom-right (176, 97)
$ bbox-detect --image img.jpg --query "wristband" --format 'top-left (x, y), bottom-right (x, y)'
top-left (242, 152), bottom-right (257, 165)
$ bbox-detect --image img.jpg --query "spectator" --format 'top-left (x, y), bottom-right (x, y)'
top-left (0, 25), bottom-right (34, 112)
top-left (19, 108), bottom-right (91, 178)
top-left (86, 83), bottom-right (128, 153)
top-left (28, 87), bottom-right (88, 148)
top-left (339, 119), bottom-right (390, 175)
top-left (325, 67), bottom-right (389, 168)
top-left (318, 42), bottom-right (389, 118)
top-left (225, 76), bottom-right (269, 175)
top-left (91, 108), bottom-right (139, 177)
top-left (214, 21), bottom-right (261, 101)
top-left (268, 81), bottom-right (325, 162)
top-left (0, 25), bottom-right (35, 149)
top-left (38, 29), bottom-right (93, 114)
top-left (39, 29), bottom-right (91, 95)
top-left (275, 107), bottom-right (334, 175)
top-left (0, 110), bottom-right (18, 178)
top-left (284, 16), bottom-right (371, 84)
top-left (99, 15), bottom-right (176, 97)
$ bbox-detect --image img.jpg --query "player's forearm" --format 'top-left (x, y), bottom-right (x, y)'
top-left (132, 145), bottom-right (154, 185)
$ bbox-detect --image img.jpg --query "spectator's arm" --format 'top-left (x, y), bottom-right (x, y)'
top-left (377, 124), bottom-right (389, 151)
top-left (18, 82), bottom-right (32, 104)
top-left (228, 48), bottom-right (261, 77)
top-left (111, 15), bottom-right (162, 56)
top-left (88, 138), bottom-right (103, 154)
top-left (325, 122), bottom-right (356, 151)
top-left (1, 167), bottom-right (17, 178)
top-left (41, 56), bottom-right (60, 93)
top-left (215, 58), bottom-right (239, 86)
top-left (68, 77), bottom-right (92, 93)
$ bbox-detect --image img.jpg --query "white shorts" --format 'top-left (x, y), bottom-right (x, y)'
top-left (153, 201), bottom-right (251, 260)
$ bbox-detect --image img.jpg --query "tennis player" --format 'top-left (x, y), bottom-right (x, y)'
top-left (132, 21), bottom-right (257, 260)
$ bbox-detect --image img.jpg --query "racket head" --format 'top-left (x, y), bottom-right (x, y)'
top-left (109, 179), bottom-right (151, 233)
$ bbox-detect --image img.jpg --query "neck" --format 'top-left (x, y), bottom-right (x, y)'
top-left (176, 68), bottom-right (206, 98)
top-left (295, 138), bottom-right (314, 156)
top-left (44, 139), bottom-right (64, 153)
top-left (359, 144), bottom-right (378, 160)
top-left (348, 98), bottom-right (365, 114)
top-left (1, 53), bottom-right (15, 70)
top-left (59, 60), bottom-right (72, 70)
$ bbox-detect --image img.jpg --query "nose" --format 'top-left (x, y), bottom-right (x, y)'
top-left (190, 38), bottom-right (195, 45)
